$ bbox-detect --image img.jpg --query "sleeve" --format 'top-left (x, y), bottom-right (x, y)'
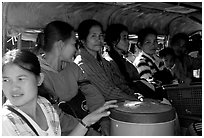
top-left (69, 63), bottom-right (105, 112)
top-left (137, 59), bottom-right (152, 81)
top-left (2, 115), bottom-right (18, 136)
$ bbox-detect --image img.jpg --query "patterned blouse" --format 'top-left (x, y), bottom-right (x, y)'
top-left (133, 51), bottom-right (160, 82)
top-left (2, 96), bottom-right (61, 136)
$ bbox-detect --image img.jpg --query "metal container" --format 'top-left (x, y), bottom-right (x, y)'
top-left (110, 99), bottom-right (176, 136)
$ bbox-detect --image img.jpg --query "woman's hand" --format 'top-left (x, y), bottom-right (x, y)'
top-left (82, 100), bottom-right (118, 127)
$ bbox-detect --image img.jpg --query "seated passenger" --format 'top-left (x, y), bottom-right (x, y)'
top-left (132, 27), bottom-right (167, 99)
top-left (74, 19), bottom-right (140, 136)
top-left (75, 19), bottom-right (138, 102)
top-left (104, 23), bottom-right (156, 98)
top-left (169, 33), bottom-right (202, 84)
top-left (35, 21), bottom-right (106, 135)
top-left (158, 47), bottom-right (177, 84)
top-left (2, 49), bottom-right (117, 136)
top-left (104, 24), bottom-right (140, 83)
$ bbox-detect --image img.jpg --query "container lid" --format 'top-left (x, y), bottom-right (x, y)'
top-left (110, 99), bottom-right (175, 123)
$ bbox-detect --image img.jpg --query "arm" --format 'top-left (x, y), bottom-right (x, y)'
top-left (137, 59), bottom-right (153, 81)
top-left (68, 100), bottom-right (118, 136)
top-left (69, 63), bottom-right (105, 112)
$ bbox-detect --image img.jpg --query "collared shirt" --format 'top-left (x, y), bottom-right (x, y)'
top-left (2, 96), bottom-right (61, 136)
top-left (74, 48), bottom-right (137, 101)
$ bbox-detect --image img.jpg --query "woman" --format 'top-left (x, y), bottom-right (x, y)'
top-left (74, 19), bottom-right (137, 101)
top-left (133, 27), bottom-right (160, 81)
top-left (2, 49), bottom-right (117, 136)
top-left (104, 23), bottom-right (140, 83)
top-left (35, 20), bottom-right (107, 135)
top-left (104, 24), bottom-right (155, 97)
top-left (133, 27), bottom-right (167, 100)
top-left (74, 19), bottom-right (139, 135)
top-left (2, 49), bottom-right (60, 136)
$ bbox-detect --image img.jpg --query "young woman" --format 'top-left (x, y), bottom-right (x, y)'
top-left (2, 49), bottom-right (60, 136)
top-left (35, 21), bottom-right (108, 135)
top-left (2, 49), bottom-right (118, 136)
top-left (133, 27), bottom-right (160, 82)
top-left (132, 27), bottom-right (168, 100)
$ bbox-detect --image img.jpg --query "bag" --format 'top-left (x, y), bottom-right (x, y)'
top-left (58, 80), bottom-right (101, 132)
top-left (58, 89), bottom-right (89, 119)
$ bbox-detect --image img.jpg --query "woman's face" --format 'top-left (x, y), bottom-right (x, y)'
top-left (2, 64), bottom-right (39, 107)
top-left (84, 25), bottom-right (104, 52)
top-left (60, 31), bottom-right (77, 62)
top-left (142, 34), bottom-right (158, 55)
top-left (116, 31), bottom-right (129, 52)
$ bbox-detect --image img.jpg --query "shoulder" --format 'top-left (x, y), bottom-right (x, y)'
top-left (38, 96), bottom-right (59, 121)
top-left (63, 62), bottom-right (81, 73)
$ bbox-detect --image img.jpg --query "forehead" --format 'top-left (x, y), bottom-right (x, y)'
top-left (120, 31), bottom-right (128, 35)
top-left (144, 34), bottom-right (157, 40)
top-left (89, 26), bottom-right (102, 34)
top-left (3, 63), bottom-right (32, 76)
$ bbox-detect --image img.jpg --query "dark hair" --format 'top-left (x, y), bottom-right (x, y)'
top-left (170, 33), bottom-right (189, 47)
top-left (2, 49), bottom-right (41, 76)
top-left (137, 27), bottom-right (158, 49)
top-left (40, 21), bottom-right (74, 52)
top-left (105, 24), bottom-right (132, 82)
top-left (2, 49), bottom-right (56, 103)
top-left (105, 24), bottom-right (128, 48)
top-left (159, 47), bottom-right (175, 58)
top-left (77, 19), bottom-right (103, 41)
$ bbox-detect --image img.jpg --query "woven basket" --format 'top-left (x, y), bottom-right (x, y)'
top-left (164, 84), bottom-right (202, 116)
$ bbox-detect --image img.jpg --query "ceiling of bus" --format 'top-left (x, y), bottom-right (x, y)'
top-left (3, 2), bottom-right (202, 39)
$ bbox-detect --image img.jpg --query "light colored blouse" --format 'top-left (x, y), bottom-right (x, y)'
top-left (2, 96), bottom-right (61, 136)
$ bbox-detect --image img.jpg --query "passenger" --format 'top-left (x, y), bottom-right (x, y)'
top-left (158, 47), bottom-right (177, 84)
top-left (2, 49), bottom-right (118, 136)
top-left (104, 23), bottom-right (155, 98)
top-left (132, 27), bottom-right (167, 99)
top-left (74, 20), bottom-right (141, 135)
top-left (75, 19), bottom-right (138, 102)
top-left (104, 24), bottom-right (140, 83)
top-left (169, 33), bottom-right (202, 84)
top-left (35, 21), bottom-right (106, 135)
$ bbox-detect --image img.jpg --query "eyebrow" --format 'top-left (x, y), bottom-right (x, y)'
top-left (2, 74), bottom-right (28, 78)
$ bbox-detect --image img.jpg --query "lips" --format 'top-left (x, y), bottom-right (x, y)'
top-left (11, 93), bottom-right (24, 98)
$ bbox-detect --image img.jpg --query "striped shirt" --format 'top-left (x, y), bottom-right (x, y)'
top-left (133, 51), bottom-right (159, 81)
top-left (74, 48), bottom-right (137, 101)
top-left (2, 96), bottom-right (61, 136)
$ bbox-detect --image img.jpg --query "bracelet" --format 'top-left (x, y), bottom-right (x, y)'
top-left (79, 119), bottom-right (90, 129)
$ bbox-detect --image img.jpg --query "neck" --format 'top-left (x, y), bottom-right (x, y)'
top-left (18, 97), bottom-right (38, 122)
top-left (45, 52), bottom-right (61, 71)
top-left (85, 48), bottom-right (98, 59)
top-left (114, 47), bottom-right (124, 55)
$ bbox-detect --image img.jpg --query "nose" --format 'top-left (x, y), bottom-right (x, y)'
top-left (10, 81), bottom-right (20, 91)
